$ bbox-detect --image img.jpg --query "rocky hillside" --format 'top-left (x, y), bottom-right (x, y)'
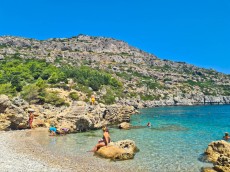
top-left (0, 34), bottom-right (230, 108)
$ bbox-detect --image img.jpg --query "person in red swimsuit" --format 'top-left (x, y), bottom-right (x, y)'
top-left (28, 111), bottom-right (34, 129)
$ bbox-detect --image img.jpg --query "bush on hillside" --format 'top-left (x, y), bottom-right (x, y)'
top-left (0, 83), bottom-right (16, 97)
top-left (69, 92), bottom-right (79, 100)
top-left (44, 91), bottom-right (67, 107)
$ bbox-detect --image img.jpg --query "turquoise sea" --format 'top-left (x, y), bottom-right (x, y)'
top-left (34, 105), bottom-right (230, 172)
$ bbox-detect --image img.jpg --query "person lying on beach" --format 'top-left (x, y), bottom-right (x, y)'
top-left (223, 132), bottom-right (230, 141)
top-left (91, 126), bottom-right (111, 152)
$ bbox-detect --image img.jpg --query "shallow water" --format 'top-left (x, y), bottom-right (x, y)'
top-left (33, 105), bottom-right (230, 172)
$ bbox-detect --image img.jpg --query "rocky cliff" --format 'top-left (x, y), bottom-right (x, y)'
top-left (0, 34), bottom-right (229, 108)
top-left (0, 34), bottom-right (230, 131)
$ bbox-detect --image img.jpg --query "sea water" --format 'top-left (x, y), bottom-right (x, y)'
top-left (34, 105), bottom-right (230, 172)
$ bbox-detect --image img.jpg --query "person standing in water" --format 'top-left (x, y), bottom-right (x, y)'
top-left (147, 122), bottom-right (151, 127)
top-left (223, 132), bottom-right (230, 141)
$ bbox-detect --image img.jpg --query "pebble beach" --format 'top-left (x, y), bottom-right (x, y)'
top-left (0, 129), bottom-right (135, 172)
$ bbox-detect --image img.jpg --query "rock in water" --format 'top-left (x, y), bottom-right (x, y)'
top-left (95, 139), bottom-right (138, 160)
top-left (118, 122), bottom-right (130, 129)
top-left (201, 140), bottom-right (230, 172)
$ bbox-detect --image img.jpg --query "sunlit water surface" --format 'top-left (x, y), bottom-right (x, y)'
top-left (33, 105), bottom-right (230, 172)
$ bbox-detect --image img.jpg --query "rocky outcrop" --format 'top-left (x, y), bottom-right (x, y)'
top-left (120, 95), bottom-right (230, 108)
top-left (0, 95), bottom-right (11, 113)
top-left (201, 140), bottom-right (230, 172)
top-left (214, 155), bottom-right (230, 172)
top-left (95, 139), bottom-right (138, 160)
top-left (54, 102), bottom-right (137, 133)
top-left (203, 140), bottom-right (230, 163)
top-left (0, 93), bottom-right (137, 132)
top-left (0, 35), bottom-right (230, 109)
top-left (0, 95), bottom-right (29, 130)
top-left (118, 122), bottom-right (130, 129)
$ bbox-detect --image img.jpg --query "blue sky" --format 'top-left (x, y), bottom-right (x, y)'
top-left (0, 0), bottom-right (229, 74)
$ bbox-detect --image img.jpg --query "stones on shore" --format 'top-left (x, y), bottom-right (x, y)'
top-left (201, 140), bottom-right (230, 172)
top-left (95, 139), bottom-right (138, 160)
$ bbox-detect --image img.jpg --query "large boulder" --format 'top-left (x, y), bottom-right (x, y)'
top-left (201, 140), bottom-right (230, 172)
top-left (201, 167), bottom-right (217, 172)
top-left (204, 140), bottom-right (230, 162)
top-left (0, 95), bottom-right (11, 113)
top-left (95, 139), bottom-right (138, 160)
top-left (0, 95), bottom-right (29, 130)
top-left (214, 155), bottom-right (230, 172)
top-left (118, 122), bottom-right (130, 130)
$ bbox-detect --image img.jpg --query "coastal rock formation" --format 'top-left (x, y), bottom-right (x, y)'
top-left (201, 167), bottom-right (217, 172)
top-left (95, 139), bottom-right (138, 160)
top-left (118, 122), bottom-right (130, 129)
top-left (54, 103), bottom-right (136, 133)
top-left (202, 140), bottom-right (230, 172)
top-left (204, 140), bottom-right (230, 162)
top-left (0, 94), bottom-right (137, 132)
top-left (0, 95), bottom-right (11, 113)
top-left (0, 34), bottom-right (230, 132)
top-left (0, 35), bottom-right (230, 110)
top-left (0, 95), bottom-right (29, 130)
top-left (120, 95), bottom-right (230, 108)
top-left (214, 155), bottom-right (230, 172)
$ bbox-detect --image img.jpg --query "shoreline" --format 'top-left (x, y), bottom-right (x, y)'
top-left (0, 129), bottom-right (138, 172)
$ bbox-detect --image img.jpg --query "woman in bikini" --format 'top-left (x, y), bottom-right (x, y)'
top-left (92, 126), bottom-right (111, 152)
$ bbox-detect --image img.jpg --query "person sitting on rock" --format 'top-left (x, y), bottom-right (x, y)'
top-left (223, 132), bottom-right (230, 141)
top-left (92, 126), bottom-right (111, 152)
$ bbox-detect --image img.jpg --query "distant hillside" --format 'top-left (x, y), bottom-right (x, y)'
top-left (0, 34), bottom-right (230, 107)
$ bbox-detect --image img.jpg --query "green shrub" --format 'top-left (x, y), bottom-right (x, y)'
top-left (140, 94), bottom-right (160, 101)
top-left (100, 88), bottom-right (116, 104)
top-left (44, 91), bottom-right (67, 107)
top-left (0, 83), bottom-right (16, 97)
top-left (21, 84), bottom-right (40, 103)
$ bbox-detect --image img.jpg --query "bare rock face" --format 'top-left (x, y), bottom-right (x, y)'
top-left (202, 140), bottom-right (230, 172)
top-left (214, 155), bottom-right (230, 172)
top-left (0, 95), bottom-right (29, 130)
top-left (0, 95), bottom-right (11, 113)
top-left (95, 140), bottom-right (138, 160)
top-left (201, 167), bottom-right (217, 172)
top-left (118, 122), bottom-right (130, 129)
top-left (204, 140), bottom-right (230, 163)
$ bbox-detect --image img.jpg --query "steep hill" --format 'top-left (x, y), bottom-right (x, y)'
top-left (0, 34), bottom-right (230, 107)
